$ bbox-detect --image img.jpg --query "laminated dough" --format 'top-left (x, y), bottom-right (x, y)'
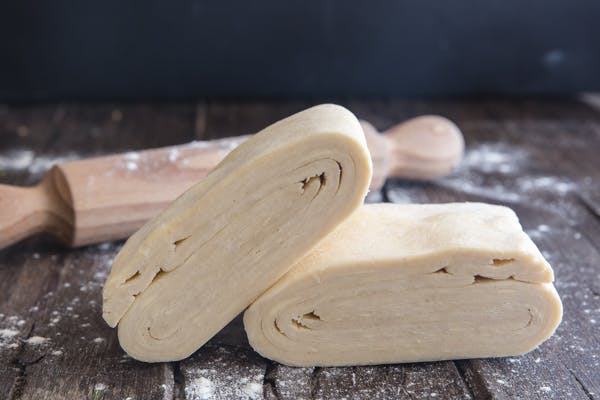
top-left (102, 104), bottom-right (373, 362)
top-left (244, 203), bottom-right (562, 367)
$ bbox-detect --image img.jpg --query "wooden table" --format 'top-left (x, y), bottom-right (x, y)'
top-left (1, 99), bottom-right (599, 400)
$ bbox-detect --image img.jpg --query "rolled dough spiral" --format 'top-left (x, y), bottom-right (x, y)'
top-left (243, 203), bottom-right (562, 367)
top-left (102, 104), bottom-right (372, 362)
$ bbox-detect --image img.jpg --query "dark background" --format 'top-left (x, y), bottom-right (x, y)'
top-left (1, 0), bottom-right (599, 101)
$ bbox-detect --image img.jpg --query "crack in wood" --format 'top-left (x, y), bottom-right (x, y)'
top-left (452, 361), bottom-right (476, 400)
top-left (573, 193), bottom-right (600, 255)
top-left (263, 361), bottom-right (280, 400)
top-left (8, 359), bottom-right (26, 400)
top-left (569, 369), bottom-right (594, 400)
top-left (172, 361), bottom-right (185, 400)
top-left (577, 193), bottom-right (600, 223)
top-left (454, 361), bottom-right (494, 400)
top-left (309, 367), bottom-right (321, 400)
top-left (7, 320), bottom-right (39, 400)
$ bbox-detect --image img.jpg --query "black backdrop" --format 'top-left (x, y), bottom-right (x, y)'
top-left (1, 0), bottom-right (599, 100)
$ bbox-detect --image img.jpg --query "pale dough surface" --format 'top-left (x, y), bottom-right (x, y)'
top-left (243, 203), bottom-right (563, 367)
top-left (102, 104), bottom-right (372, 362)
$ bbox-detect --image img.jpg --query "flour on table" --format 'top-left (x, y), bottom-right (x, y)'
top-left (0, 315), bottom-right (25, 349)
top-left (181, 345), bottom-right (265, 400)
top-left (186, 377), bottom-right (215, 400)
top-left (0, 149), bottom-right (34, 170)
top-left (517, 176), bottom-right (576, 194)
top-left (93, 383), bottom-right (107, 392)
top-left (241, 382), bottom-right (262, 399)
top-left (0, 329), bottom-right (19, 339)
top-left (462, 142), bottom-right (528, 174)
top-left (6, 241), bottom-right (123, 356)
top-left (435, 142), bottom-right (578, 207)
top-left (25, 336), bottom-right (49, 345)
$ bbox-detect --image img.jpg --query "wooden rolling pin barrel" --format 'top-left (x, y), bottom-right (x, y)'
top-left (0, 115), bottom-right (463, 249)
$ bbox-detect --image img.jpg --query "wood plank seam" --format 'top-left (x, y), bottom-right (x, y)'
top-left (262, 361), bottom-right (279, 400)
top-left (569, 369), bottom-right (594, 400)
top-left (7, 320), bottom-right (37, 400)
top-left (309, 367), bottom-right (321, 400)
top-left (452, 361), bottom-right (477, 399)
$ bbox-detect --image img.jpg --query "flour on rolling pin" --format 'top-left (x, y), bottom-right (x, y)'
top-left (108, 136), bottom-right (249, 179)
top-left (0, 115), bottom-right (464, 249)
top-left (55, 136), bottom-right (251, 246)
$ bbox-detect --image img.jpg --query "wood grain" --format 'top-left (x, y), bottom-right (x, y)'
top-left (0, 102), bottom-right (196, 400)
top-left (380, 97), bottom-right (600, 400)
top-left (1, 99), bottom-right (599, 400)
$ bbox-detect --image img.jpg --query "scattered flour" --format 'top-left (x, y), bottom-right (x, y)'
top-left (124, 152), bottom-right (140, 161)
top-left (517, 176), bottom-right (576, 194)
top-left (94, 383), bottom-right (107, 392)
top-left (25, 336), bottom-right (49, 345)
top-left (0, 329), bottom-right (19, 338)
top-left (241, 382), bottom-right (262, 400)
top-left (182, 346), bottom-right (265, 400)
top-left (186, 377), bottom-right (215, 400)
top-left (537, 224), bottom-right (550, 232)
top-left (111, 137), bottom-right (247, 176)
top-left (0, 149), bottom-right (34, 169)
top-left (125, 161), bottom-right (138, 171)
top-left (168, 147), bottom-right (180, 162)
top-left (461, 143), bottom-right (527, 174)
top-left (0, 242), bottom-right (121, 355)
top-left (434, 142), bottom-right (579, 216)
top-left (0, 149), bottom-right (79, 177)
top-left (0, 315), bottom-right (25, 349)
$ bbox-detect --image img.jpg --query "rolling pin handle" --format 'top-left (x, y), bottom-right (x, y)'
top-left (0, 173), bottom-right (72, 249)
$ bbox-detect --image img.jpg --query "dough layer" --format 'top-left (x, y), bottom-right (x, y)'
top-left (102, 104), bottom-right (372, 362)
top-left (243, 203), bottom-right (563, 367)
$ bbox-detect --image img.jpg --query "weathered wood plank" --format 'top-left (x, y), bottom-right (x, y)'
top-left (382, 98), bottom-right (600, 399)
top-left (0, 104), bottom-right (84, 398)
top-left (180, 344), bottom-right (266, 400)
top-left (2, 99), bottom-right (599, 399)
top-left (0, 102), bottom-right (197, 400)
top-left (0, 242), bottom-right (58, 399)
top-left (312, 362), bottom-right (473, 400)
top-left (14, 243), bottom-right (175, 400)
top-left (0, 103), bottom-right (198, 186)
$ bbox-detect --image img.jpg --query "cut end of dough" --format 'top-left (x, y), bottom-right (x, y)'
top-left (243, 203), bottom-right (563, 367)
top-left (102, 104), bottom-right (372, 361)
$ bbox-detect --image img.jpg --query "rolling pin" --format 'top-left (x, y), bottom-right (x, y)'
top-left (0, 115), bottom-right (463, 249)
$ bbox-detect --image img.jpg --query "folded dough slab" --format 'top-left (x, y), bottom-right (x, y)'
top-left (102, 104), bottom-right (372, 362)
top-left (244, 203), bottom-right (562, 367)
